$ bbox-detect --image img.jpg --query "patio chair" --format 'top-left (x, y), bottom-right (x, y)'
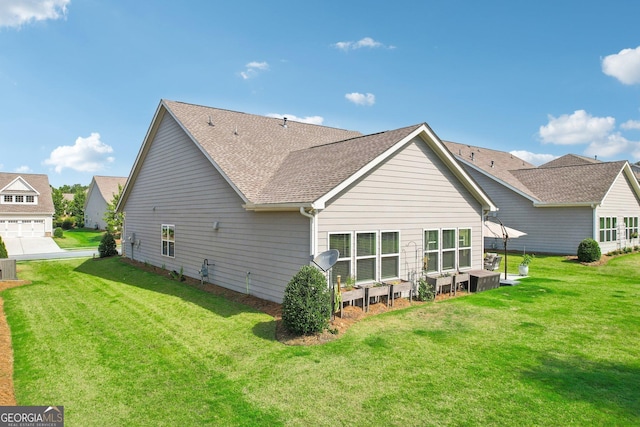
top-left (484, 255), bottom-right (502, 271)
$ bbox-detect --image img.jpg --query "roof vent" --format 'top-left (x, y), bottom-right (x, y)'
top-left (208, 115), bottom-right (214, 126)
top-left (283, 117), bottom-right (288, 128)
top-left (234, 125), bottom-right (238, 136)
top-left (594, 155), bottom-right (598, 160)
top-left (471, 152), bottom-right (475, 162)
top-left (490, 160), bottom-right (494, 168)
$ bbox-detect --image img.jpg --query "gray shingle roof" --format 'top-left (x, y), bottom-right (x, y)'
top-left (511, 161), bottom-right (626, 204)
top-left (539, 153), bottom-right (600, 168)
top-left (254, 125), bottom-right (422, 204)
top-left (92, 176), bottom-right (127, 202)
top-left (0, 172), bottom-right (54, 214)
top-left (164, 100), bottom-right (363, 203)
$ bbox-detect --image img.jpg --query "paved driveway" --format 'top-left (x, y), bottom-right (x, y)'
top-left (3, 237), bottom-right (64, 256)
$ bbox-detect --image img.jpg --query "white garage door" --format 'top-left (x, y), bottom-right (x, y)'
top-left (0, 220), bottom-right (45, 237)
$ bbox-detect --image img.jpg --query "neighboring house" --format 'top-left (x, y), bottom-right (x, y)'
top-left (0, 173), bottom-right (55, 237)
top-left (84, 176), bottom-right (127, 230)
top-left (444, 142), bottom-right (640, 254)
top-left (117, 100), bottom-right (496, 303)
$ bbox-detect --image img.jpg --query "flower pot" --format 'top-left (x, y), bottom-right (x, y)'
top-left (518, 265), bottom-right (529, 276)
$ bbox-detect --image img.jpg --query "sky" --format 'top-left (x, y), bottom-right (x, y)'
top-left (1, 0), bottom-right (640, 188)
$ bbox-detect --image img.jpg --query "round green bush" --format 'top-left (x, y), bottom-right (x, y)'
top-left (98, 232), bottom-right (119, 258)
top-left (53, 227), bottom-right (64, 238)
top-left (282, 265), bottom-right (331, 335)
top-left (577, 238), bottom-right (601, 262)
top-left (62, 217), bottom-right (74, 230)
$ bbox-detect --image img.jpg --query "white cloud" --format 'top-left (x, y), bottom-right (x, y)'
top-left (509, 151), bottom-right (557, 166)
top-left (333, 37), bottom-right (394, 51)
top-left (621, 119), bottom-right (640, 130)
top-left (345, 92), bottom-right (375, 106)
top-left (602, 46), bottom-right (640, 85)
top-left (0, 0), bottom-right (70, 28)
top-left (583, 132), bottom-right (638, 159)
top-left (14, 165), bottom-right (32, 173)
top-left (539, 110), bottom-right (615, 145)
top-left (266, 113), bottom-right (324, 125)
top-left (240, 61), bottom-right (269, 80)
top-left (43, 133), bottom-right (114, 173)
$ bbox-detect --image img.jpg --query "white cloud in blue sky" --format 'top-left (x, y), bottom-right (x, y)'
top-left (240, 61), bottom-right (269, 80)
top-left (539, 110), bottom-right (615, 145)
top-left (43, 133), bottom-right (114, 173)
top-left (15, 165), bottom-right (32, 173)
top-left (602, 46), bottom-right (640, 85)
top-left (621, 120), bottom-right (640, 130)
top-left (266, 113), bottom-right (324, 125)
top-left (345, 92), bottom-right (375, 106)
top-left (333, 37), bottom-right (393, 51)
top-left (509, 151), bottom-right (557, 166)
top-left (0, 0), bottom-right (70, 28)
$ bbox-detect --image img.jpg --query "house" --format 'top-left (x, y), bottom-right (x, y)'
top-left (444, 142), bottom-right (640, 254)
top-left (84, 176), bottom-right (127, 230)
top-left (117, 100), bottom-right (496, 303)
top-left (0, 173), bottom-right (55, 237)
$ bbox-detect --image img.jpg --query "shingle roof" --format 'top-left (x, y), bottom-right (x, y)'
top-left (164, 100), bottom-right (363, 203)
top-left (92, 176), bottom-right (127, 202)
top-left (0, 172), bottom-right (54, 214)
top-left (511, 161), bottom-right (626, 204)
top-left (442, 140), bottom-right (538, 197)
top-left (254, 125), bottom-right (422, 204)
top-left (539, 153), bottom-right (600, 168)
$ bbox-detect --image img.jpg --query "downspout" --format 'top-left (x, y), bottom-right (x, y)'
top-left (592, 204), bottom-right (597, 241)
top-left (299, 207), bottom-right (317, 261)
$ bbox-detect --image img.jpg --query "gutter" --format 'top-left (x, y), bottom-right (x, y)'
top-left (299, 207), bottom-right (318, 261)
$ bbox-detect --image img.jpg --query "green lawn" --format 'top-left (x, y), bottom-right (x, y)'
top-left (2, 254), bottom-right (639, 426)
top-left (52, 228), bottom-right (105, 249)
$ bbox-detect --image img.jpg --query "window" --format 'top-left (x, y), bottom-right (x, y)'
top-left (458, 228), bottom-right (472, 268)
top-left (424, 229), bottom-right (439, 273)
top-left (442, 229), bottom-right (456, 271)
top-left (15, 195), bottom-right (24, 203)
top-left (26, 195), bottom-right (35, 203)
top-left (329, 233), bottom-right (351, 285)
top-left (161, 224), bottom-right (175, 257)
top-left (380, 231), bottom-right (400, 280)
top-left (599, 217), bottom-right (617, 242)
top-left (625, 217), bottom-right (639, 240)
top-left (3, 195), bottom-right (12, 203)
top-left (356, 232), bottom-right (376, 283)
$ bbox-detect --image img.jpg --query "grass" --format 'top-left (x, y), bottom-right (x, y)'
top-left (2, 254), bottom-right (640, 426)
top-left (52, 228), bottom-right (105, 249)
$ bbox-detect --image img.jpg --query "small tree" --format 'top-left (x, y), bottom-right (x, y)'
top-left (98, 232), bottom-right (119, 258)
top-left (577, 238), bottom-right (601, 263)
top-left (103, 184), bottom-right (124, 237)
top-left (282, 265), bottom-right (331, 335)
top-left (0, 236), bottom-right (7, 258)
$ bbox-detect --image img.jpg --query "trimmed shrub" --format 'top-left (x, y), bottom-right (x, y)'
top-left (0, 236), bottom-right (7, 259)
top-left (577, 238), bottom-right (601, 263)
top-left (62, 217), bottom-right (74, 230)
top-left (282, 265), bottom-right (330, 335)
top-left (53, 227), bottom-right (64, 238)
top-left (98, 232), bottom-right (119, 258)
top-left (416, 277), bottom-right (435, 302)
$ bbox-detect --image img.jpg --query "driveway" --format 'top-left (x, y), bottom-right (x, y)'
top-left (2, 237), bottom-right (102, 261)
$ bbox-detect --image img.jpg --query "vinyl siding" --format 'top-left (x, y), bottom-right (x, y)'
top-left (317, 138), bottom-right (484, 281)
top-left (121, 113), bottom-right (309, 303)
top-left (84, 190), bottom-right (108, 230)
top-left (597, 172), bottom-right (640, 252)
top-left (465, 167), bottom-right (592, 254)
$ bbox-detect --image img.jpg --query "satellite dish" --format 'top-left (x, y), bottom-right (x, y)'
top-left (312, 249), bottom-right (339, 272)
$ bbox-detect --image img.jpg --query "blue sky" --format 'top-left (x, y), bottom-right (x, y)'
top-left (1, 0), bottom-right (640, 188)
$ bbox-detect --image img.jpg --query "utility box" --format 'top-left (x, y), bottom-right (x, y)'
top-left (0, 259), bottom-right (17, 280)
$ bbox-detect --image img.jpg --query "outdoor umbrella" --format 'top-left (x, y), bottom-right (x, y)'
top-left (484, 220), bottom-right (527, 279)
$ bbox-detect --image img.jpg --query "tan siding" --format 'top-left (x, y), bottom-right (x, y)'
top-left (122, 114), bottom-right (309, 303)
top-left (317, 139), bottom-right (484, 280)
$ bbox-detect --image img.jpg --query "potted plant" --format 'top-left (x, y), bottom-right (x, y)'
top-left (519, 254), bottom-right (534, 276)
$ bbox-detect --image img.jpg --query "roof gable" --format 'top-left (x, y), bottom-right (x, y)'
top-left (539, 153), bottom-right (600, 168)
top-left (1, 176), bottom-right (39, 194)
top-left (0, 172), bottom-right (54, 213)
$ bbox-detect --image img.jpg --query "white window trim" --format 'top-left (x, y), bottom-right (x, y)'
top-left (380, 230), bottom-right (401, 280)
top-left (161, 224), bottom-right (175, 258)
top-left (441, 228), bottom-right (457, 272)
top-left (328, 231), bottom-right (353, 284)
top-left (1, 194), bottom-right (37, 204)
top-left (457, 227), bottom-right (472, 270)
top-left (424, 228), bottom-right (440, 273)
top-left (355, 231), bottom-right (377, 284)
top-left (599, 217), bottom-right (617, 242)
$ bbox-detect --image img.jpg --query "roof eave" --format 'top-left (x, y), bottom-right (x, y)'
top-left (533, 201), bottom-right (599, 208)
top-left (243, 202), bottom-right (315, 212)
